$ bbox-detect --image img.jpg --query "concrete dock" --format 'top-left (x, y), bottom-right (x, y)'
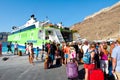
top-left (0, 53), bottom-right (84, 80)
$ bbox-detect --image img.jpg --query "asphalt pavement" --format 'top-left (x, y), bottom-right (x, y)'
top-left (0, 53), bottom-right (85, 80)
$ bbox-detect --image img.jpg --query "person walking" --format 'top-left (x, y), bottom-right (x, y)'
top-left (7, 42), bottom-right (13, 53)
top-left (112, 38), bottom-right (120, 80)
top-left (14, 42), bottom-right (18, 55)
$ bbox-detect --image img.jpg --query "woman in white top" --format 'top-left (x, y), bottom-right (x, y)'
top-left (28, 43), bottom-right (34, 65)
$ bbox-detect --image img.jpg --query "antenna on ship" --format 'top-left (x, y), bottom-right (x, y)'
top-left (12, 26), bottom-right (18, 30)
top-left (41, 16), bottom-right (50, 26)
top-left (57, 22), bottom-right (63, 28)
top-left (31, 14), bottom-right (35, 18)
top-left (30, 14), bottom-right (37, 21)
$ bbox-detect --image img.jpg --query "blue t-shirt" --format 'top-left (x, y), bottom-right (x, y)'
top-left (112, 46), bottom-right (120, 72)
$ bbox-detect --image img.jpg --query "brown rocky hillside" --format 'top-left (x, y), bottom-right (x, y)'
top-left (70, 1), bottom-right (120, 41)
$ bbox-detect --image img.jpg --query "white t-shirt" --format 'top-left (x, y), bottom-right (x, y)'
top-left (14, 43), bottom-right (18, 48)
top-left (82, 44), bottom-right (89, 54)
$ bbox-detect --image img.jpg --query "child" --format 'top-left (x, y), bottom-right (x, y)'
top-left (40, 48), bottom-right (47, 61)
top-left (69, 48), bottom-right (78, 67)
top-left (70, 50), bottom-right (76, 59)
top-left (36, 47), bottom-right (40, 60)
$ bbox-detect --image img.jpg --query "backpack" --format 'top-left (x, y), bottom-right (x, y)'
top-left (82, 49), bottom-right (91, 64)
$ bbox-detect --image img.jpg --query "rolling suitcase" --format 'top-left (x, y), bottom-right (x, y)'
top-left (66, 62), bottom-right (78, 79)
top-left (89, 68), bottom-right (104, 80)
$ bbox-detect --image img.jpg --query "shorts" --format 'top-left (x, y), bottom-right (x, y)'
top-left (84, 64), bottom-right (95, 70)
top-left (36, 53), bottom-right (39, 57)
top-left (49, 54), bottom-right (54, 62)
top-left (64, 54), bottom-right (68, 58)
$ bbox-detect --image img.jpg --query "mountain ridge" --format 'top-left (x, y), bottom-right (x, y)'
top-left (70, 1), bottom-right (120, 41)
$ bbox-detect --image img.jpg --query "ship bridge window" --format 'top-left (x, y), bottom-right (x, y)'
top-left (45, 36), bottom-right (49, 40)
top-left (38, 30), bottom-right (44, 39)
top-left (39, 30), bottom-right (42, 33)
top-left (61, 31), bottom-right (72, 42)
top-left (47, 30), bottom-right (53, 35)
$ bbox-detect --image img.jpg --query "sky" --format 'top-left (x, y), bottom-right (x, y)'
top-left (0, 0), bottom-right (119, 32)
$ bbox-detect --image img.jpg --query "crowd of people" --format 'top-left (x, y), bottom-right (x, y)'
top-left (41, 39), bottom-right (119, 80)
top-left (6, 38), bottom-right (120, 80)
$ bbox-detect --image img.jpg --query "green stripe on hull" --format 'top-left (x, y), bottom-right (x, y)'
top-left (8, 27), bottom-right (49, 48)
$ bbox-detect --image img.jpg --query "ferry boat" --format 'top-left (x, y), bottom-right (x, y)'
top-left (8, 15), bottom-right (73, 50)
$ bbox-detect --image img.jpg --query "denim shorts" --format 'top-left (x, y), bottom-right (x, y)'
top-left (64, 54), bottom-right (68, 58)
top-left (49, 54), bottom-right (54, 61)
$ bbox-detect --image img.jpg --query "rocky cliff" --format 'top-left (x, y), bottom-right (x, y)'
top-left (70, 1), bottom-right (120, 41)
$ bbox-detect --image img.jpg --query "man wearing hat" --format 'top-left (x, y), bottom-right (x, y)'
top-left (112, 38), bottom-right (120, 79)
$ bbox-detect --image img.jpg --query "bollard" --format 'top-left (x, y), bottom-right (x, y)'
top-left (18, 50), bottom-right (22, 56)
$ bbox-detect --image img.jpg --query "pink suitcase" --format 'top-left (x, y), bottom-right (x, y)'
top-left (89, 69), bottom-right (104, 80)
